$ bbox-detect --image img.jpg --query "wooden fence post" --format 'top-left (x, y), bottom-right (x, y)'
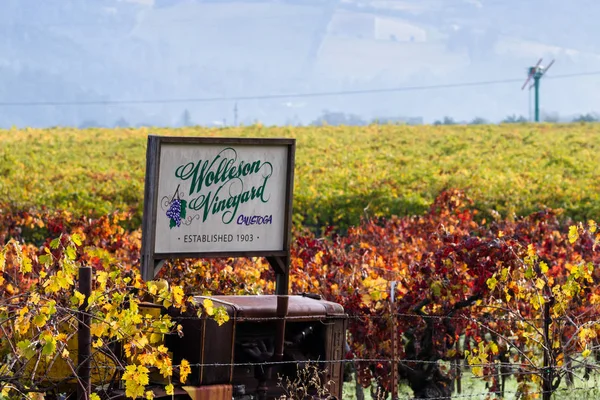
top-left (77, 266), bottom-right (92, 400)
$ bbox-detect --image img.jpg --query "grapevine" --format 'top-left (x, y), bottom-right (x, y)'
top-left (1, 188), bottom-right (600, 399)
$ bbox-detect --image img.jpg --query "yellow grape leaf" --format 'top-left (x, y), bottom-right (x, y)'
top-left (150, 333), bottom-right (163, 344)
top-left (215, 307), bottom-right (230, 326)
top-left (489, 342), bottom-right (499, 355)
top-left (172, 286), bottom-right (184, 306)
top-left (540, 261), bottom-right (549, 274)
top-left (71, 233), bottom-right (83, 246)
top-left (162, 298), bottom-right (173, 309)
top-left (553, 340), bottom-right (561, 349)
top-left (360, 293), bottom-right (371, 306)
top-left (97, 271), bottom-right (108, 290)
top-left (157, 345), bottom-right (168, 354)
top-left (137, 353), bottom-right (157, 367)
top-left (21, 255), bottom-right (32, 274)
top-left (165, 384), bottom-right (174, 396)
top-left (73, 290), bottom-right (86, 307)
top-left (582, 348), bottom-right (591, 358)
top-left (203, 299), bottom-right (215, 316)
top-left (30, 292), bottom-right (40, 305)
top-left (486, 276), bottom-right (498, 290)
top-left (90, 323), bottom-right (106, 337)
top-left (33, 314), bottom-right (48, 328)
top-left (568, 226), bottom-right (579, 244)
top-left (180, 359), bottom-right (191, 383)
top-left (158, 357), bottom-right (173, 378)
top-left (147, 281), bottom-right (158, 295)
top-left (472, 366), bottom-right (484, 377)
top-left (122, 365), bottom-right (150, 399)
top-left (145, 391), bottom-right (155, 400)
top-left (535, 278), bottom-right (545, 290)
top-left (589, 220), bottom-right (597, 233)
top-left (530, 294), bottom-right (544, 310)
top-left (527, 244), bottom-right (536, 258)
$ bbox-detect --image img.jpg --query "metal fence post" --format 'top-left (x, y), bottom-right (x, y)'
top-left (390, 281), bottom-right (398, 400)
top-left (77, 266), bottom-right (92, 400)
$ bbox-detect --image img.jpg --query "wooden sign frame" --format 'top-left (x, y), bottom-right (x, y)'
top-left (140, 135), bottom-right (295, 295)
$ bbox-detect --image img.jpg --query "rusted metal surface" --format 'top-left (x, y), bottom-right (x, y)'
top-left (167, 294), bottom-right (348, 399)
top-left (193, 294), bottom-right (345, 319)
top-left (181, 384), bottom-right (233, 400)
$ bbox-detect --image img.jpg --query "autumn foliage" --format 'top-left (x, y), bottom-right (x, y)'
top-left (1, 189), bottom-right (600, 399)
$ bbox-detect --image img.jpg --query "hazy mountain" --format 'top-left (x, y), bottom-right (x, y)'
top-left (2, 0), bottom-right (600, 127)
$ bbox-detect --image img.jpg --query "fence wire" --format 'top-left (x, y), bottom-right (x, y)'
top-left (5, 291), bottom-right (600, 399)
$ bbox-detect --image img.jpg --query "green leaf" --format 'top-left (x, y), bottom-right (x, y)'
top-left (486, 276), bottom-right (498, 290)
top-left (50, 237), bottom-right (61, 249)
top-left (17, 340), bottom-right (36, 360)
top-left (525, 266), bottom-right (534, 279)
top-left (42, 339), bottom-right (57, 356)
top-left (169, 218), bottom-right (176, 229)
top-left (65, 246), bottom-right (77, 260)
top-left (180, 199), bottom-right (187, 220)
top-left (431, 281), bottom-right (442, 297)
top-left (39, 254), bottom-right (52, 265)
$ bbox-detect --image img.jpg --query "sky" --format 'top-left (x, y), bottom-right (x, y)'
top-left (1, 0), bottom-right (600, 127)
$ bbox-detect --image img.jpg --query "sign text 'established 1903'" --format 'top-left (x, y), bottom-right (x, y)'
top-left (140, 136), bottom-right (295, 282)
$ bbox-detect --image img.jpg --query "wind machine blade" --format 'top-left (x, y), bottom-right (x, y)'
top-left (541, 59), bottom-right (555, 76)
top-left (521, 58), bottom-right (543, 90)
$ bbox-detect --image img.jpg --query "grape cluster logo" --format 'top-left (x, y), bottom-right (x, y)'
top-left (165, 184), bottom-right (187, 229)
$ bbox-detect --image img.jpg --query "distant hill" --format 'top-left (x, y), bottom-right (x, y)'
top-left (3, 0), bottom-right (600, 126)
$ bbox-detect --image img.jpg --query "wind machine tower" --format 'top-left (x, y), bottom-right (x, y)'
top-left (521, 58), bottom-right (555, 122)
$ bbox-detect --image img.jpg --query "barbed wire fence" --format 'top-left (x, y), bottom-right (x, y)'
top-left (4, 267), bottom-right (600, 400)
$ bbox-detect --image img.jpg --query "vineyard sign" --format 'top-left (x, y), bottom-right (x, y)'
top-left (141, 136), bottom-right (296, 283)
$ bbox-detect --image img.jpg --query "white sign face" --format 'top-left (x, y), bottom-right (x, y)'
top-left (153, 143), bottom-right (289, 254)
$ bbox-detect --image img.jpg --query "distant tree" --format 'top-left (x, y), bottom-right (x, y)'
top-left (180, 109), bottom-right (193, 127)
top-left (433, 116), bottom-right (456, 125)
top-left (310, 110), bottom-right (367, 126)
top-left (79, 120), bottom-right (101, 129)
top-left (501, 114), bottom-right (528, 124)
top-left (371, 116), bottom-right (423, 125)
top-left (542, 112), bottom-right (560, 123)
top-left (572, 113), bottom-right (599, 122)
top-left (114, 117), bottom-right (129, 128)
top-left (469, 117), bottom-right (488, 125)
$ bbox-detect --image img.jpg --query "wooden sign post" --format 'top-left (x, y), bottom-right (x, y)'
top-left (140, 136), bottom-right (296, 295)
